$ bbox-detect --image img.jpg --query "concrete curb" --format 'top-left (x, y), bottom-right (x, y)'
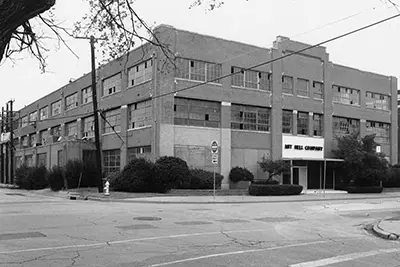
top-left (372, 221), bottom-right (399, 240)
top-left (82, 195), bottom-right (400, 204)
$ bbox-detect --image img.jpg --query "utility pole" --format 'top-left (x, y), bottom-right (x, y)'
top-left (5, 103), bottom-right (9, 183)
top-left (9, 100), bottom-right (14, 184)
top-left (1, 107), bottom-right (4, 183)
top-left (75, 35), bottom-right (106, 193)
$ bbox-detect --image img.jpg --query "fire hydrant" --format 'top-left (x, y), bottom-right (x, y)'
top-left (104, 180), bottom-right (110, 196)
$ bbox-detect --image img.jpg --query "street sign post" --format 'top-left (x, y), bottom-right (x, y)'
top-left (211, 140), bottom-right (219, 201)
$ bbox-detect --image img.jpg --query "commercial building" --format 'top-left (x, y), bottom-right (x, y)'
top-left (8, 24), bottom-right (398, 190)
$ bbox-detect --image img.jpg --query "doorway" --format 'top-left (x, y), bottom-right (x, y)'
top-left (293, 166), bottom-right (307, 191)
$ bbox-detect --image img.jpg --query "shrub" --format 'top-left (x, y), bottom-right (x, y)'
top-left (258, 157), bottom-right (290, 183)
top-left (229, 166), bottom-right (254, 183)
top-left (15, 165), bottom-right (48, 190)
top-left (47, 166), bottom-right (64, 191)
top-left (64, 159), bottom-right (98, 189)
top-left (252, 179), bottom-right (279, 185)
top-left (346, 186), bottom-right (383, 194)
top-left (155, 156), bottom-right (190, 189)
top-left (106, 171), bottom-right (122, 190)
top-left (249, 184), bottom-right (303, 196)
top-left (188, 169), bottom-right (224, 189)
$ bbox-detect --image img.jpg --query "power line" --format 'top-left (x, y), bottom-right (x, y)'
top-left (152, 13), bottom-right (400, 101)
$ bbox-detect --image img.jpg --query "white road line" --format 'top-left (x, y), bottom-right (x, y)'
top-left (0, 228), bottom-right (267, 255)
top-left (290, 247), bottom-right (400, 267)
top-left (148, 240), bottom-right (330, 267)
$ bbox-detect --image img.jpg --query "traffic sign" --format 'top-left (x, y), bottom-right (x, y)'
top-left (212, 153), bottom-right (218, 164)
top-left (211, 140), bottom-right (218, 154)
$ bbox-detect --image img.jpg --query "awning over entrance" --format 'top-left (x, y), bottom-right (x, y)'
top-left (282, 157), bottom-right (344, 162)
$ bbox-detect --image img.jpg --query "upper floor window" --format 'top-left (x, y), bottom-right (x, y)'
top-left (82, 87), bottom-right (92, 104)
top-left (65, 92), bottom-right (78, 111)
top-left (66, 121), bottom-right (77, 137)
top-left (103, 109), bottom-right (121, 133)
top-left (128, 146), bottom-right (152, 162)
top-left (313, 114), bottom-right (323, 136)
top-left (21, 116), bottom-right (28, 127)
top-left (366, 92), bottom-right (390, 111)
top-left (103, 73), bottom-right (121, 97)
top-left (231, 67), bottom-right (271, 91)
top-left (29, 133), bottom-right (36, 147)
top-left (282, 110), bottom-right (293, 134)
top-left (313, 81), bottom-right (324, 99)
top-left (174, 98), bottom-right (220, 128)
top-left (39, 107), bottom-right (48, 120)
top-left (29, 111), bottom-right (37, 122)
top-left (333, 85), bottom-right (360, 106)
top-left (333, 116), bottom-right (360, 137)
top-left (21, 136), bottom-right (29, 147)
top-left (51, 100), bottom-right (62, 116)
top-left (51, 125), bottom-right (61, 137)
top-left (231, 104), bottom-right (271, 131)
top-left (128, 59), bottom-right (153, 86)
top-left (176, 58), bottom-right (222, 84)
top-left (39, 130), bottom-right (48, 144)
top-left (282, 76), bottom-right (294, 94)
top-left (297, 78), bottom-right (309, 97)
top-left (366, 121), bottom-right (390, 144)
top-left (297, 112), bottom-right (309, 135)
top-left (128, 100), bottom-right (152, 129)
top-left (83, 116), bottom-right (94, 138)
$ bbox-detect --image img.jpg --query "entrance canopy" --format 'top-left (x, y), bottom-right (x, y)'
top-left (282, 157), bottom-right (344, 162)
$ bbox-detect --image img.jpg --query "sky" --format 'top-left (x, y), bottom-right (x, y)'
top-left (1, 0), bottom-right (400, 111)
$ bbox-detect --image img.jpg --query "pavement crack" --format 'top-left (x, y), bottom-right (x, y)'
top-left (70, 251), bottom-right (80, 266)
top-left (220, 230), bottom-right (266, 248)
top-left (65, 234), bottom-right (98, 242)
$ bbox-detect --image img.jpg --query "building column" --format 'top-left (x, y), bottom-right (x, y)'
top-left (271, 49), bottom-right (283, 160)
top-left (323, 56), bottom-right (333, 158)
top-left (76, 118), bottom-right (82, 139)
top-left (292, 110), bottom-right (298, 136)
top-left (360, 119), bottom-right (366, 138)
top-left (390, 76), bottom-right (398, 164)
top-left (60, 123), bottom-right (65, 138)
top-left (220, 101), bottom-right (231, 190)
top-left (309, 112), bottom-right (314, 137)
top-left (120, 105), bottom-right (128, 170)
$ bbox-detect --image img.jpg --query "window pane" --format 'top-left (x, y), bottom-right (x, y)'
top-left (282, 76), bottom-right (293, 94)
top-left (297, 112), bottom-right (309, 135)
top-left (297, 79), bottom-right (309, 97)
top-left (282, 110), bottom-right (293, 133)
top-left (174, 97), bottom-right (220, 128)
top-left (231, 104), bottom-right (270, 132)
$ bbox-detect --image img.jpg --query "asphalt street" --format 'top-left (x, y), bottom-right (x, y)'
top-left (1, 189), bottom-right (400, 266)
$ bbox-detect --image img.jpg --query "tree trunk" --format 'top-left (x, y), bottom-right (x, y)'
top-left (0, 0), bottom-right (56, 62)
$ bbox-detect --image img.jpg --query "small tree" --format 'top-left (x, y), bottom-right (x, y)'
top-left (258, 157), bottom-right (290, 183)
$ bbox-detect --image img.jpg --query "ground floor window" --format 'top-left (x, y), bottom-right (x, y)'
top-left (25, 155), bottom-right (33, 167)
top-left (127, 146), bottom-right (151, 163)
top-left (37, 153), bottom-right (47, 167)
top-left (103, 149), bottom-right (121, 177)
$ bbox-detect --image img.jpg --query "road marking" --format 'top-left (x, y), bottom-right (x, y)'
top-left (0, 228), bottom-right (268, 254)
top-left (148, 240), bottom-right (330, 267)
top-left (290, 247), bottom-right (400, 267)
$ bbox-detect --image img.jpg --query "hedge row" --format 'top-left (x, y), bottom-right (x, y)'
top-left (346, 186), bottom-right (383, 194)
top-left (248, 184), bottom-right (303, 196)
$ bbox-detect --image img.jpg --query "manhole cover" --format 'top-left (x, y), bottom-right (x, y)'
top-left (0, 232), bottom-right (46, 241)
top-left (175, 221), bottom-right (213, 226)
top-left (253, 217), bottom-right (302, 223)
top-left (217, 219), bottom-right (249, 223)
top-left (133, 216), bottom-right (162, 221)
top-left (116, 224), bottom-right (158, 230)
top-left (5, 193), bottom-right (25, 196)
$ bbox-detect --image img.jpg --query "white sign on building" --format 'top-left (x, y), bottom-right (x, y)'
top-left (282, 135), bottom-right (324, 160)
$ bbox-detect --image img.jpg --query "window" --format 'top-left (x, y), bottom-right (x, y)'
top-left (57, 150), bottom-right (63, 167)
top-left (282, 76), bottom-right (294, 94)
top-left (83, 116), bottom-right (95, 138)
top-left (82, 87), bottom-right (92, 104)
top-left (51, 125), bottom-right (61, 137)
top-left (176, 58), bottom-right (222, 84)
top-left (297, 78), bottom-right (309, 97)
top-left (25, 155), bottom-right (33, 167)
top-left (127, 146), bottom-right (152, 162)
top-left (39, 130), bottom-right (48, 145)
top-left (297, 112), bottom-right (309, 135)
top-left (313, 114), bottom-right (323, 136)
top-left (37, 153), bottom-right (47, 167)
top-left (66, 121), bottom-right (77, 137)
top-left (51, 100), bottom-right (62, 116)
top-left (21, 116), bottom-right (28, 127)
top-left (282, 110), bottom-right (293, 134)
top-left (174, 98), bottom-right (220, 128)
top-left (333, 116), bottom-right (360, 137)
top-left (103, 149), bottom-right (121, 177)
top-left (39, 107), bottom-right (48, 120)
top-left (65, 92), bottom-right (78, 111)
top-left (231, 104), bottom-right (271, 131)
top-left (313, 81), bottom-right (324, 99)
top-left (103, 109), bottom-right (121, 133)
top-left (128, 100), bottom-right (152, 129)
top-left (332, 85), bottom-right (360, 106)
top-left (103, 73), bottom-right (121, 96)
top-left (365, 92), bottom-right (390, 111)
top-left (21, 136), bottom-right (28, 147)
top-left (231, 67), bottom-right (271, 91)
top-left (29, 133), bottom-right (36, 147)
top-left (29, 111), bottom-right (38, 122)
top-left (366, 121), bottom-right (390, 144)
top-left (128, 59), bottom-right (153, 86)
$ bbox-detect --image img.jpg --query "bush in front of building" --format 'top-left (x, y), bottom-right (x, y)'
top-left (64, 159), bottom-right (98, 189)
top-left (15, 165), bottom-right (48, 190)
top-left (47, 166), bottom-right (65, 191)
top-left (258, 157), bottom-right (290, 183)
top-left (248, 184), bottom-right (303, 196)
top-left (229, 166), bottom-right (254, 184)
top-left (346, 186), bottom-right (383, 194)
top-left (252, 179), bottom-right (279, 185)
top-left (155, 156), bottom-right (191, 189)
top-left (187, 168), bottom-right (224, 189)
